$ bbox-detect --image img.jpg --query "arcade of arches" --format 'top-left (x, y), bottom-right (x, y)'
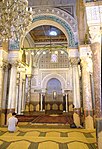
top-left (0, 0), bottom-right (101, 148)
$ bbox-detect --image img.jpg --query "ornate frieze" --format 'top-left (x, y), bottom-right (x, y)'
top-left (68, 48), bottom-right (79, 58)
top-left (28, 0), bottom-right (76, 9)
top-left (85, 3), bottom-right (102, 44)
top-left (32, 7), bottom-right (77, 32)
top-left (86, 5), bottom-right (102, 25)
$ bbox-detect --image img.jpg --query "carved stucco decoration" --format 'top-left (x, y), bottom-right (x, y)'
top-left (86, 5), bottom-right (102, 44)
top-left (9, 39), bottom-right (20, 50)
top-left (41, 73), bottom-right (66, 90)
top-left (42, 72), bottom-right (51, 80)
top-left (41, 71), bottom-right (67, 81)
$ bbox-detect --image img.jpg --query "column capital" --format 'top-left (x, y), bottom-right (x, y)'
top-left (81, 58), bottom-right (88, 65)
top-left (70, 58), bottom-right (80, 66)
top-left (89, 25), bottom-right (101, 44)
top-left (0, 62), bottom-right (8, 69)
top-left (22, 79), bottom-right (26, 83)
top-left (81, 59), bottom-right (90, 73)
top-left (11, 62), bottom-right (19, 67)
top-left (26, 74), bottom-right (32, 78)
top-left (81, 58), bottom-right (93, 73)
top-left (91, 42), bottom-right (101, 55)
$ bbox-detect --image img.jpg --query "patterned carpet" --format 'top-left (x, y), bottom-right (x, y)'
top-left (17, 114), bottom-right (73, 124)
top-left (31, 115), bottom-right (73, 124)
top-left (0, 122), bottom-right (97, 149)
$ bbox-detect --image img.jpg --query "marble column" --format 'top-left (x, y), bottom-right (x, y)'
top-left (91, 42), bottom-right (102, 148)
top-left (25, 75), bottom-right (31, 112)
top-left (7, 63), bottom-right (17, 118)
top-left (1, 66), bottom-right (8, 125)
top-left (18, 72), bottom-right (23, 114)
top-left (63, 94), bottom-right (66, 112)
top-left (2, 66), bottom-right (8, 109)
top-left (84, 4), bottom-right (102, 138)
top-left (42, 93), bottom-right (45, 111)
top-left (71, 58), bottom-right (81, 127)
top-left (40, 93), bottom-right (43, 111)
top-left (0, 65), bottom-right (4, 126)
top-left (65, 93), bottom-right (68, 112)
top-left (81, 59), bottom-right (94, 129)
top-left (21, 79), bottom-right (26, 113)
top-left (91, 43), bottom-right (101, 118)
top-left (15, 75), bottom-right (19, 114)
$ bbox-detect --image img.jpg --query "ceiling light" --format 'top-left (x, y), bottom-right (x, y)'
top-left (37, 51), bottom-right (40, 55)
top-left (61, 51), bottom-right (64, 54)
top-left (43, 51), bottom-right (46, 54)
top-left (49, 31), bottom-right (57, 36)
top-left (25, 52), bottom-right (28, 55)
top-left (31, 52), bottom-right (34, 55)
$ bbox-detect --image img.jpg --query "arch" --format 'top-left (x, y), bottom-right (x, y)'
top-left (41, 73), bottom-right (66, 91)
top-left (46, 78), bottom-right (62, 94)
top-left (20, 7), bottom-right (78, 48)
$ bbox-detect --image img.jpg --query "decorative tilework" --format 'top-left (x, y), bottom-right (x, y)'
top-left (9, 39), bottom-right (20, 50)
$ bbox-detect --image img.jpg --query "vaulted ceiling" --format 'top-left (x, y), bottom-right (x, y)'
top-left (29, 25), bottom-right (67, 44)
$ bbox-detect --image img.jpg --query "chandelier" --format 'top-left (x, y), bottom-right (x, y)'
top-left (0, 0), bottom-right (32, 42)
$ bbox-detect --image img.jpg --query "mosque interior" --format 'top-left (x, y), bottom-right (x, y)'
top-left (0, 0), bottom-right (101, 148)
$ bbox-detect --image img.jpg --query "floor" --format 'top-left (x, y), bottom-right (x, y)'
top-left (0, 122), bottom-right (97, 149)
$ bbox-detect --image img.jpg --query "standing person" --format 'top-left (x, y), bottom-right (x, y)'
top-left (8, 112), bottom-right (18, 133)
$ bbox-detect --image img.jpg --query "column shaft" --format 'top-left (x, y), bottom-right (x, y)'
top-left (8, 64), bottom-right (17, 114)
top-left (65, 94), bottom-right (68, 112)
top-left (72, 64), bottom-right (81, 127)
top-left (2, 67), bottom-right (8, 110)
top-left (21, 80), bottom-right (26, 113)
top-left (40, 94), bottom-right (43, 111)
top-left (72, 65), bottom-right (80, 108)
top-left (91, 43), bottom-right (101, 118)
top-left (25, 75), bottom-right (31, 112)
top-left (0, 67), bottom-right (4, 125)
top-left (1, 66), bottom-right (8, 125)
top-left (81, 60), bottom-right (94, 129)
top-left (18, 72), bottom-right (23, 114)
top-left (15, 83), bottom-right (19, 113)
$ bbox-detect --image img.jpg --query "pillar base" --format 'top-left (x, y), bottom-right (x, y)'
top-left (0, 109), bottom-right (1, 126)
top-left (84, 110), bottom-right (94, 129)
top-left (73, 108), bottom-right (81, 127)
top-left (96, 118), bottom-right (102, 149)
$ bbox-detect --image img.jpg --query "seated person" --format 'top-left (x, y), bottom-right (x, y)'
top-left (8, 112), bottom-right (18, 133)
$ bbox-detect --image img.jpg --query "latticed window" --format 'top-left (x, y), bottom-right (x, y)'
top-left (39, 51), bottom-right (69, 68)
